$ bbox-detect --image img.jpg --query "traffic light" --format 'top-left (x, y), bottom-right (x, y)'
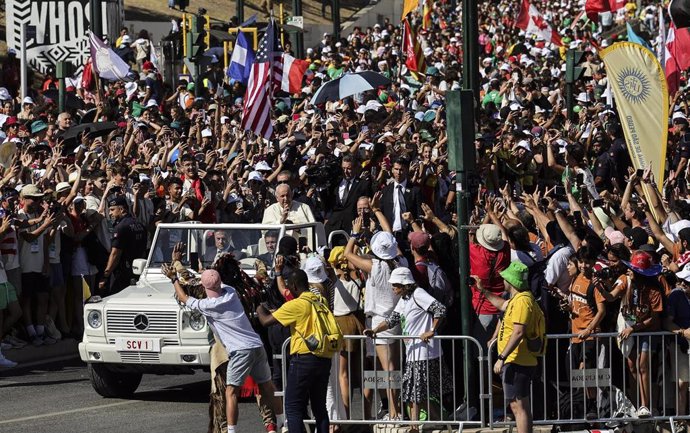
top-left (565, 49), bottom-right (585, 84)
top-left (185, 14), bottom-right (209, 60)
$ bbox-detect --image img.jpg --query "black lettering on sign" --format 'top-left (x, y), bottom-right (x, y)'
top-left (30, 0), bottom-right (91, 47)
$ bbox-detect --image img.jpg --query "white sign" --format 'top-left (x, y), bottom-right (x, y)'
top-left (286, 16), bottom-right (304, 29)
top-left (5, 0), bottom-right (123, 74)
top-left (570, 368), bottom-right (611, 388)
top-left (115, 337), bottom-right (161, 353)
top-left (363, 370), bottom-right (402, 390)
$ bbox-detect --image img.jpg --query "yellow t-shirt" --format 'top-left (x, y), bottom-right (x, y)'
top-left (497, 291), bottom-right (539, 367)
top-left (272, 291), bottom-right (330, 358)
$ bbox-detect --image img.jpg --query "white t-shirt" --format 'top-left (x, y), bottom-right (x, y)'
top-left (393, 288), bottom-right (441, 361)
top-left (17, 210), bottom-right (46, 274)
top-left (48, 220), bottom-right (68, 264)
top-left (333, 278), bottom-right (361, 316)
top-left (544, 246), bottom-right (575, 295)
top-left (364, 256), bottom-right (408, 316)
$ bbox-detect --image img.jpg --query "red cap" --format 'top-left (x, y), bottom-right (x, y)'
top-left (142, 61), bottom-right (155, 71)
top-left (116, 88), bottom-right (126, 96)
top-left (408, 231), bottom-right (431, 250)
top-left (629, 251), bottom-right (653, 270)
top-left (2, 117), bottom-right (18, 128)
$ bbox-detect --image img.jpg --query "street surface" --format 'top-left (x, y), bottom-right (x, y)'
top-left (0, 358), bottom-right (265, 433)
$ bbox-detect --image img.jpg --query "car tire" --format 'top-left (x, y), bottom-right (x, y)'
top-left (88, 363), bottom-right (143, 398)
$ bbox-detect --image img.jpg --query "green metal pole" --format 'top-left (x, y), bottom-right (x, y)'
top-left (565, 49), bottom-right (575, 121)
top-left (332, 0), bottom-right (340, 40)
top-left (237, 0), bottom-right (244, 24)
top-left (292, 0), bottom-right (304, 58)
top-left (461, 0), bottom-right (479, 101)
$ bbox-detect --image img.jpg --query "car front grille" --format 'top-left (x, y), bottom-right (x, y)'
top-left (106, 310), bottom-right (178, 335)
top-left (119, 352), bottom-right (161, 363)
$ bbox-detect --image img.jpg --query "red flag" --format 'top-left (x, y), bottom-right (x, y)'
top-left (422, 0), bottom-right (432, 29)
top-left (516, 0), bottom-right (563, 46)
top-left (403, 19), bottom-right (426, 73)
top-left (280, 54), bottom-right (308, 94)
top-left (666, 23), bottom-right (690, 96)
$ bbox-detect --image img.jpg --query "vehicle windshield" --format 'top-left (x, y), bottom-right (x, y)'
top-left (147, 224), bottom-right (321, 271)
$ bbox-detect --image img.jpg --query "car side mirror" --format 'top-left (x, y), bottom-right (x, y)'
top-left (132, 259), bottom-right (147, 276)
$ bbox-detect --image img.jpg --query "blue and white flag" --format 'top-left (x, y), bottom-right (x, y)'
top-left (89, 32), bottom-right (131, 81)
top-left (626, 22), bottom-right (653, 51)
top-left (240, 14), bottom-right (258, 27)
top-left (228, 31), bottom-right (255, 84)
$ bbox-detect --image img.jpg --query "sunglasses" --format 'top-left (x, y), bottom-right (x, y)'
top-left (276, 180), bottom-right (290, 185)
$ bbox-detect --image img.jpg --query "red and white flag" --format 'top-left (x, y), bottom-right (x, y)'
top-left (584, 0), bottom-right (617, 21)
top-left (280, 54), bottom-right (308, 94)
top-left (665, 23), bottom-right (690, 96)
top-left (516, 0), bottom-right (563, 46)
top-left (402, 19), bottom-right (426, 73)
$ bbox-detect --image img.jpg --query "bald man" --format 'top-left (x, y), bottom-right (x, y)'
top-left (261, 184), bottom-right (316, 225)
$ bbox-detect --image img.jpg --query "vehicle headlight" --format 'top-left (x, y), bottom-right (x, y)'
top-left (87, 310), bottom-right (102, 329)
top-left (189, 312), bottom-right (205, 331)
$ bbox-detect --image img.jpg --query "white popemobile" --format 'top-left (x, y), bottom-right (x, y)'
top-left (80, 222), bottom-right (327, 398)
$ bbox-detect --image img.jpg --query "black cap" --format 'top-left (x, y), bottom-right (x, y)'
top-left (624, 227), bottom-right (649, 250)
top-left (108, 196), bottom-right (129, 209)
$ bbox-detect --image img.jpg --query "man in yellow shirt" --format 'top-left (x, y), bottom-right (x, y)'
top-left (256, 269), bottom-right (332, 433)
top-left (472, 261), bottom-right (541, 433)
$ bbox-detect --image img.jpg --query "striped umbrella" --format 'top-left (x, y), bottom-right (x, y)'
top-left (310, 71), bottom-right (391, 105)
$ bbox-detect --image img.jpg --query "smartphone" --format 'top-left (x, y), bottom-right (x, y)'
top-left (362, 125), bottom-right (369, 132)
top-left (576, 173), bottom-right (584, 185)
top-left (636, 169), bottom-right (644, 177)
top-left (298, 237), bottom-right (308, 251)
top-left (592, 199), bottom-right (604, 208)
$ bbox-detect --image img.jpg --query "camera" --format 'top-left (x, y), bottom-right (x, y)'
top-left (594, 267), bottom-right (615, 280)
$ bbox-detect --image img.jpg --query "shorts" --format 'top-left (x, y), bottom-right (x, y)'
top-left (0, 281), bottom-right (18, 309)
top-left (628, 334), bottom-right (662, 354)
top-left (670, 343), bottom-right (690, 383)
top-left (570, 340), bottom-right (597, 369)
top-left (335, 311), bottom-right (365, 352)
top-left (365, 314), bottom-right (400, 356)
top-left (502, 363), bottom-right (536, 402)
top-left (226, 346), bottom-right (272, 387)
top-left (7, 268), bottom-right (21, 297)
top-left (21, 272), bottom-right (49, 296)
top-left (50, 263), bottom-right (65, 287)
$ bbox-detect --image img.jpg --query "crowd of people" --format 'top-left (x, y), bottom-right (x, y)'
top-left (1, 0), bottom-right (690, 431)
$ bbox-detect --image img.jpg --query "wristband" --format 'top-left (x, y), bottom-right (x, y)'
top-left (497, 354), bottom-right (507, 362)
top-left (350, 232), bottom-right (360, 239)
top-left (171, 277), bottom-right (178, 284)
top-left (275, 272), bottom-right (282, 277)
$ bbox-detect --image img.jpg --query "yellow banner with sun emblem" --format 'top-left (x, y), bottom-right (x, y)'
top-left (600, 42), bottom-right (668, 193)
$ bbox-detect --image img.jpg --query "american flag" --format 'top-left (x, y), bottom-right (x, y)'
top-left (241, 19), bottom-right (283, 139)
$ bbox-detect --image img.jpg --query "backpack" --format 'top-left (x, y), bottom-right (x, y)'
top-left (297, 295), bottom-right (344, 358)
top-left (525, 245), bottom-right (564, 302)
top-left (526, 293), bottom-right (547, 357)
top-left (416, 260), bottom-right (454, 306)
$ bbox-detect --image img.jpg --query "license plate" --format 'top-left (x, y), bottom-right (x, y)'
top-left (115, 337), bottom-right (161, 352)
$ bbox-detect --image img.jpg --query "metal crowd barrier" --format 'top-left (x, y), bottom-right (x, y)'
top-left (487, 331), bottom-right (690, 429)
top-left (279, 334), bottom-right (488, 431)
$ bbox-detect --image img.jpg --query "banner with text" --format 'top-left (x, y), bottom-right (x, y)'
top-left (6, 0), bottom-right (124, 74)
top-left (601, 42), bottom-right (668, 192)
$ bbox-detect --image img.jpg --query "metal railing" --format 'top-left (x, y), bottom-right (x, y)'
top-left (487, 331), bottom-right (690, 429)
top-left (279, 334), bottom-right (488, 431)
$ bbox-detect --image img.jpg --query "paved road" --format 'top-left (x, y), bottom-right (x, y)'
top-left (0, 358), bottom-right (265, 433)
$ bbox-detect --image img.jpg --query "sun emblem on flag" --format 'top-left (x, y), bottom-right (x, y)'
top-left (617, 68), bottom-right (650, 104)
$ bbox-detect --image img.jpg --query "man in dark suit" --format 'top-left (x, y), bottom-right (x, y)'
top-left (381, 157), bottom-right (423, 245)
top-left (325, 154), bottom-right (371, 236)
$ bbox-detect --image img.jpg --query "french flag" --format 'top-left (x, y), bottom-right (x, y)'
top-left (280, 54), bottom-right (308, 94)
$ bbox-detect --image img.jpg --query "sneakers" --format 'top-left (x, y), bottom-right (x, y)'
top-left (0, 357), bottom-right (17, 369)
top-left (381, 413), bottom-right (403, 427)
top-left (31, 335), bottom-right (44, 346)
top-left (266, 423), bottom-right (277, 433)
top-left (42, 335), bottom-right (57, 345)
top-left (45, 316), bottom-right (62, 340)
top-left (0, 342), bottom-right (11, 351)
top-left (3, 335), bottom-right (27, 348)
top-left (636, 406), bottom-right (651, 418)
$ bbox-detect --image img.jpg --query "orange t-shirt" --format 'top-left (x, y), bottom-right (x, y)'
top-left (569, 273), bottom-right (605, 343)
top-left (616, 274), bottom-right (664, 330)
